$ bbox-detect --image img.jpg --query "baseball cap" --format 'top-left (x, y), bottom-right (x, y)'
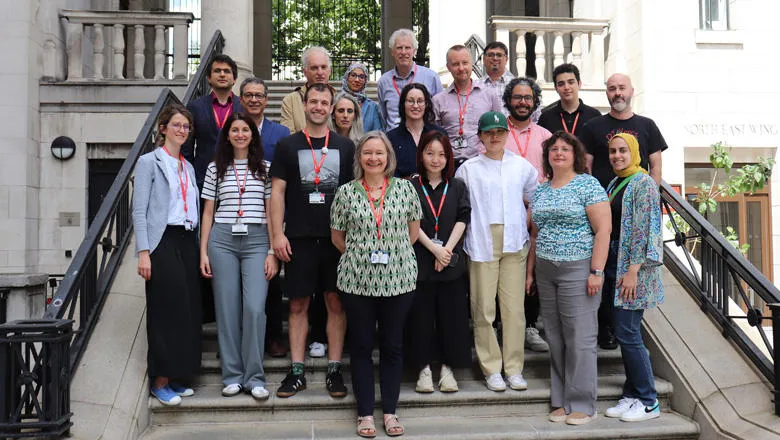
top-left (478, 111), bottom-right (508, 132)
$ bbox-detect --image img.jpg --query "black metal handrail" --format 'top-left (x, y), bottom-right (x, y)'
top-left (183, 30), bottom-right (224, 104)
top-left (660, 181), bottom-right (780, 390)
top-left (464, 33), bottom-right (486, 78)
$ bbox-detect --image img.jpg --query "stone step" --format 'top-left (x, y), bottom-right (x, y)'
top-left (149, 375), bottom-right (674, 425)
top-left (142, 412), bottom-right (700, 440)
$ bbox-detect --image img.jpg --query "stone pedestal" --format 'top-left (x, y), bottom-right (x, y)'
top-left (0, 274), bottom-right (48, 323)
top-left (201, 0), bottom-right (254, 86)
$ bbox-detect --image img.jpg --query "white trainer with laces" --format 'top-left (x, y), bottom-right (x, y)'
top-left (251, 386), bottom-right (270, 400)
top-left (507, 374), bottom-right (528, 390)
top-left (415, 367), bottom-right (434, 393)
top-left (525, 327), bottom-right (549, 352)
top-left (606, 397), bottom-right (638, 418)
top-left (309, 342), bottom-right (327, 358)
top-left (620, 399), bottom-right (660, 422)
top-left (485, 373), bottom-right (506, 392)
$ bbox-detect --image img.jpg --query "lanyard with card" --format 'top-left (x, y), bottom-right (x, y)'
top-left (231, 160), bottom-right (249, 235)
top-left (163, 146), bottom-right (193, 230)
top-left (509, 123), bottom-right (532, 157)
top-left (363, 178), bottom-right (389, 264)
top-left (455, 82), bottom-right (473, 137)
top-left (304, 129), bottom-right (329, 204)
top-left (419, 176), bottom-right (448, 245)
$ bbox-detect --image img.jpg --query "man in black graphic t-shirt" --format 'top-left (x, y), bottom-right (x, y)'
top-left (270, 84), bottom-right (355, 399)
top-left (581, 73), bottom-right (667, 189)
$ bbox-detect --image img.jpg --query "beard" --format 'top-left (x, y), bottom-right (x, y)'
top-left (511, 106), bottom-right (533, 121)
top-left (610, 96), bottom-right (631, 112)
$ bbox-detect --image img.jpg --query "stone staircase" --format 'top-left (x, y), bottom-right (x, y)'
top-left (139, 322), bottom-right (699, 439)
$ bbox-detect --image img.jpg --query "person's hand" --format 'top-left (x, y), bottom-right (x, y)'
top-left (432, 245), bottom-right (452, 266)
top-left (434, 260), bottom-right (446, 272)
top-left (617, 270), bottom-right (639, 302)
top-left (587, 274), bottom-right (603, 296)
top-left (265, 255), bottom-right (279, 280)
top-left (526, 274), bottom-right (535, 295)
top-left (137, 251), bottom-right (151, 280)
top-left (199, 253), bottom-right (213, 278)
top-left (273, 232), bottom-right (292, 262)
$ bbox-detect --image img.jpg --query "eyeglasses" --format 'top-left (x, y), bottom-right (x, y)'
top-left (242, 92), bottom-right (267, 101)
top-left (484, 52), bottom-right (506, 59)
top-left (512, 95), bottom-right (534, 103)
top-left (168, 123), bottom-right (191, 131)
top-left (405, 99), bottom-right (426, 107)
top-left (348, 72), bottom-right (368, 80)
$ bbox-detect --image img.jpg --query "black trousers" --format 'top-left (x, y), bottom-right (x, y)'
top-left (265, 275), bottom-right (284, 344)
top-left (406, 279), bottom-right (472, 369)
top-left (342, 291), bottom-right (415, 417)
top-left (146, 226), bottom-right (202, 378)
top-left (598, 241), bottom-right (619, 336)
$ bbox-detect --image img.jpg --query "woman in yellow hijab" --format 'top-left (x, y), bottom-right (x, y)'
top-left (603, 132), bottom-right (664, 422)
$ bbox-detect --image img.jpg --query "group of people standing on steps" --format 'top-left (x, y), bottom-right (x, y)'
top-left (132, 27), bottom-right (668, 438)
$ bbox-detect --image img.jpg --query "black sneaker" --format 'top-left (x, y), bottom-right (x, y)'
top-left (276, 371), bottom-right (307, 398)
top-left (326, 367), bottom-right (347, 398)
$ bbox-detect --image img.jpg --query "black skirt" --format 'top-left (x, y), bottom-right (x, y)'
top-left (145, 226), bottom-right (202, 378)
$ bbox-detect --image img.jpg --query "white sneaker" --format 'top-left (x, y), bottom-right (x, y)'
top-left (535, 316), bottom-right (544, 332)
top-left (485, 373), bottom-right (506, 392)
top-left (507, 374), bottom-right (528, 391)
top-left (415, 367), bottom-right (434, 393)
top-left (525, 327), bottom-right (549, 352)
top-left (438, 365), bottom-right (459, 392)
top-left (606, 397), bottom-right (638, 418)
top-left (221, 383), bottom-right (243, 397)
top-left (250, 386), bottom-right (270, 400)
top-left (309, 342), bottom-right (327, 358)
top-left (620, 399), bottom-right (660, 422)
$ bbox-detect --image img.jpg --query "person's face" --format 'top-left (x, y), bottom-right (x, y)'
top-left (333, 98), bottom-right (357, 132)
top-left (508, 84), bottom-right (535, 121)
top-left (554, 72), bottom-right (580, 103)
top-left (240, 83), bottom-right (268, 118)
top-left (609, 137), bottom-right (632, 172)
top-left (304, 90), bottom-right (333, 126)
top-left (404, 89), bottom-right (426, 121)
top-left (207, 62), bottom-right (235, 91)
top-left (478, 128), bottom-right (508, 153)
top-left (483, 47), bottom-right (507, 76)
top-left (347, 68), bottom-right (367, 93)
top-left (228, 119), bottom-right (253, 152)
top-left (392, 35), bottom-right (415, 70)
top-left (548, 138), bottom-right (576, 172)
top-left (421, 140), bottom-right (447, 176)
top-left (304, 51), bottom-right (331, 85)
top-left (360, 138), bottom-right (389, 175)
top-left (606, 74), bottom-right (634, 113)
top-left (161, 113), bottom-right (190, 147)
top-left (446, 49), bottom-right (472, 84)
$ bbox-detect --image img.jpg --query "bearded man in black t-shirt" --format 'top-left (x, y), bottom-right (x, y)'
top-left (581, 73), bottom-right (667, 189)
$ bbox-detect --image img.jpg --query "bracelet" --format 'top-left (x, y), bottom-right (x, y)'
top-left (267, 249), bottom-right (275, 256)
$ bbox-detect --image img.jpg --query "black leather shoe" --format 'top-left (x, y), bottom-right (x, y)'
top-left (599, 331), bottom-right (618, 350)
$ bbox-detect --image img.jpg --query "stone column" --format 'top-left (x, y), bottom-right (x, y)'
top-left (202, 0), bottom-right (254, 87)
top-left (253, 0), bottom-right (272, 79)
top-left (381, 0), bottom-right (413, 72)
top-left (0, 274), bottom-right (48, 322)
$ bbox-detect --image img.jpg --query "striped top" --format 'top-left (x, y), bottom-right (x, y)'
top-left (202, 159), bottom-right (271, 224)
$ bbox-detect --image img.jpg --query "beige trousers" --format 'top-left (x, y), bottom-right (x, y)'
top-left (469, 224), bottom-right (529, 377)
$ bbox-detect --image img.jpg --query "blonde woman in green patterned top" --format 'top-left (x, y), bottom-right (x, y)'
top-left (331, 130), bottom-right (422, 438)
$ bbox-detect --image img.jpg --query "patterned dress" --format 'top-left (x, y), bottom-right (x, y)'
top-left (330, 177), bottom-right (423, 296)
top-left (610, 173), bottom-right (664, 310)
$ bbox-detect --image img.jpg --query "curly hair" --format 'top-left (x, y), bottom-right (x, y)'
top-left (213, 112), bottom-right (266, 182)
top-left (502, 77), bottom-right (543, 114)
top-left (541, 131), bottom-right (588, 180)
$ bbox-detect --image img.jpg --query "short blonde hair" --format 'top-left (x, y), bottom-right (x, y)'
top-left (353, 131), bottom-right (397, 179)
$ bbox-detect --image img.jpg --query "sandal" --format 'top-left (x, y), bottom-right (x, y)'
top-left (384, 414), bottom-right (405, 437)
top-left (357, 416), bottom-right (376, 438)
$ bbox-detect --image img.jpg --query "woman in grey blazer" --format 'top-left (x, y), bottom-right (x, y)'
top-left (132, 103), bottom-right (202, 406)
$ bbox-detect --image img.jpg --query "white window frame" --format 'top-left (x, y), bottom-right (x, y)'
top-left (700, 0), bottom-right (729, 31)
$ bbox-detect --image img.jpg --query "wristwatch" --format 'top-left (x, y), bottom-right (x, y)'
top-left (590, 269), bottom-right (604, 277)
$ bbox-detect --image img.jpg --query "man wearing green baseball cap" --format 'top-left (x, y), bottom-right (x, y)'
top-left (455, 110), bottom-right (540, 393)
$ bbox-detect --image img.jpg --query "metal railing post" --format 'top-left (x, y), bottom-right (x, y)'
top-left (769, 303), bottom-right (780, 416)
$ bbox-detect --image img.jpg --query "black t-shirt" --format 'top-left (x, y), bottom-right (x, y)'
top-left (270, 130), bottom-right (355, 238)
top-left (538, 99), bottom-right (602, 140)
top-left (580, 114), bottom-right (668, 189)
top-left (609, 176), bottom-right (626, 241)
top-left (412, 176), bottom-right (470, 281)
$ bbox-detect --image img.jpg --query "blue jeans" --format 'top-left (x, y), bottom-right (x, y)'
top-left (614, 307), bottom-right (657, 405)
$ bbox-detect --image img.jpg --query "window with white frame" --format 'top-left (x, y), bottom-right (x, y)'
top-left (700, 0), bottom-right (729, 30)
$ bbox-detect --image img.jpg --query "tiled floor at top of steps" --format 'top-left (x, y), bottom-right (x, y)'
top-left (149, 375), bottom-right (675, 425)
top-left (141, 412), bottom-right (700, 440)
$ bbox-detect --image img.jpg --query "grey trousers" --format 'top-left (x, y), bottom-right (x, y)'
top-left (208, 223), bottom-right (270, 389)
top-left (536, 257), bottom-right (600, 415)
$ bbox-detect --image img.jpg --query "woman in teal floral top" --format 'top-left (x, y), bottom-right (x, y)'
top-left (331, 131), bottom-right (422, 438)
top-left (602, 133), bottom-right (664, 423)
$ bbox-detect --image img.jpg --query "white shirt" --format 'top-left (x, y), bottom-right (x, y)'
top-left (161, 152), bottom-right (199, 227)
top-left (455, 150), bottom-right (538, 262)
top-left (484, 157), bottom-right (504, 224)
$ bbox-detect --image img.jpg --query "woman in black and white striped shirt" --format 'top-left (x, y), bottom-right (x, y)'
top-left (200, 112), bottom-right (279, 400)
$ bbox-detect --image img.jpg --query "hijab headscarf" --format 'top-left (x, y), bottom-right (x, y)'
top-left (342, 62), bottom-right (368, 104)
top-left (609, 132), bottom-right (647, 177)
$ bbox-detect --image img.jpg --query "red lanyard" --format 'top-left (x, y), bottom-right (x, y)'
top-left (392, 64), bottom-right (418, 96)
top-left (509, 123), bottom-right (532, 157)
top-left (362, 178), bottom-right (388, 241)
top-left (212, 101), bottom-right (232, 130)
top-left (455, 82), bottom-right (473, 136)
top-left (560, 112), bottom-right (580, 134)
top-left (232, 160), bottom-right (249, 217)
top-left (303, 129), bottom-right (329, 186)
top-left (419, 177), bottom-right (448, 238)
top-left (163, 146), bottom-right (189, 213)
